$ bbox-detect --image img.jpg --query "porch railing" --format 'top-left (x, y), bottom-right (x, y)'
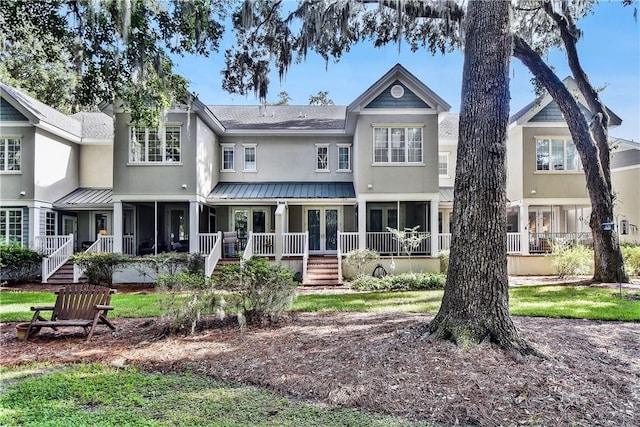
top-left (42, 234), bottom-right (74, 283)
top-left (338, 232), bottom-right (359, 255)
top-left (242, 231), bottom-right (254, 263)
top-left (302, 231), bottom-right (309, 283)
top-left (439, 233), bottom-right (452, 252)
top-left (123, 236), bottom-right (134, 255)
top-left (529, 232), bottom-right (592, 253)
top-left (34, 235), bottom-right (71, 256)
top-left (507, 232), bottom-right (522, 254)
top-left (251, 233), bottom-right (276, 257)
top-left (366, 231), bottom-right (431, 256)
top-left (198, 233), bottom-right (219, 254)
top-left (204, 231), bottom-right (222, 277)
top-left (283, 232), bottom-right (307, 256)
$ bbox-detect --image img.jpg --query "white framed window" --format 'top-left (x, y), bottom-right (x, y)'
top-left (316, 144), bottom-right (329, 172)
top-left (373, 127), bottom-right (423, 164)
top-left (129, 126), bottom-right (181, 163)
top-left (45, 211), bottom-right (56, 236)
top-left (221, 144), bottom-right (235, 171)
top-left (337, 144), bottom-right (351, 172)
top-left (0, 137), bottom-right (21, 172)
top-left (0, 209), bottom-right (23, 245)
top-left (438, 153), bottom-right (450, 177)
top-left (536, 138), bottom-right (582, 171)
top-left (243, 144), bottom-right (257, 172)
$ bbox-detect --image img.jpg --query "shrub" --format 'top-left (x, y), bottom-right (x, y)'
top-left (139, 252), bottom-right (204, 276)
top-left (351, 272), bottom-right (445, 292)
top-left (156, 271), bottom-right (211, 335)
top-left (438, 250), bottom-right (450, 274)
top-left (0, 243), bottom-right (42, 283)
top-left (549, 243), bottom-right (593, 278)
top-left (621, 244), bottom-right (640, 276)
top-left (214, 257), bottom-right (297, 326)
top-left (344, 249), bottom-right (379, 278)
top-left (72, 252), bottom-right (130, 285)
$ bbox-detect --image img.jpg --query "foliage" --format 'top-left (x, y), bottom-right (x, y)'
top-left (351, 272), bottom-right (445, 292)
top-left (438, 250), bottom-right (450, 274)
top-left (0, 243), bottom-right (41, 284)
top-left (549, 243), bottom-right (594, 278)
top-left (309, 90), bottom-right (334, 105)
top-left (72, 252), bottom-right (130, 285)
top-left (621, 244), bottom-right (640, 276)
top-left (0, 364), bottom-right (421, 427)
top-left (344, 249), bottom-right (379, 278)
top-left (266, 91), bottom-right (292, 105)
top-left (138, 252), bottom-right (204, 276)
top-left (156, 271), bottom-right (211, 335)
top-left (386, 226), bottom-right (429, 257)
top-left (213, 257), bottom-right (298, 326)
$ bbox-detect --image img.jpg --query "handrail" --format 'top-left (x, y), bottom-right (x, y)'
top-left (42, 234), bottom-right (74, 283)
top-left (34, 235), bottom-right (71, 256)
top-left (198, 233), bottom-right (218, 254)
top-left (302, 231), bottom-right (309, 283)
top-left (204, 231), bottom-right (222, 277)
top-left (337, 231), bottom-right (343, 285)
top-left (242, 231), bottom-right (253, 265)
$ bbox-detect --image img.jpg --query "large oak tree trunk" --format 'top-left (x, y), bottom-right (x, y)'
top-left (428, 1), bottom-right (537, 355)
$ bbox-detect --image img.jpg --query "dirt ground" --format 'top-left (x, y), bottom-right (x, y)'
top-left (1, 279), bottom-right (639, 426)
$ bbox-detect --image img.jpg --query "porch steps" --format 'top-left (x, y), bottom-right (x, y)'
top-left (46, 261), bottom-right (85, 285)
top-left (304, 257), bottom-right (342, 286)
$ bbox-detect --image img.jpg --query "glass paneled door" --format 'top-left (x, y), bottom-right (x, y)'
top-left (305, 207), bottom-right (340, 254)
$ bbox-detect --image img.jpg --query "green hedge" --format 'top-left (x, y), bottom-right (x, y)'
top-left (621, 244), bottom-right (640, 275)
top-left (352, 272), bottom-right (445, 292)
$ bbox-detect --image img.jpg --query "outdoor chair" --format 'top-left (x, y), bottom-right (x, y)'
top-left (25, 284), bottom-right (116, 342)
top-left (223, 231), bottom-right (239, 257)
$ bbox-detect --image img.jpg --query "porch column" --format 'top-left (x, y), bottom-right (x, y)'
top-left (274, 202), bottom-right (286, 261)
top-left (519, 203), bottom-right (529, 254)
top-left (29, 206), bottom-right (40, 249)
top-left (430, 200), bottom-right (439, 256)
top-left (189, 201), bottom-right (199, 253)
top-left (113, 201), bottom-right (123, 253)
top-left (357, 201), bottom-right (366, 250)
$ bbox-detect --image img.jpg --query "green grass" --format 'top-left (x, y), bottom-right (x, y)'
top-left (0, 364), bottom-right (430, 427)
top-left (1, 285), bottom-right (638, 323)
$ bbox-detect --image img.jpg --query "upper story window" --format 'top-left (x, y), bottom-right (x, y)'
top-left (438, 153), bottom-right (449, 177)
top-left (129, 126), bottom-right (181, 163)
top-left (316, 144), bottom-right (329, 172)
top-left (243, 144), bottom-right (257, 172)
top-left (373, 127), bottom-right (423, 164)
top-left (45, 211), bottom-right (56, 236)
top-left (536, 138), bottom-right (582, 171)
top-left (221, 144), bottom-right (235, 171)
top-left (337, 144), bottom-right (351, 172)
top-left (0, 138), bottom-right (21, 172)
top-left (0, 209), bottom-right (22, 245)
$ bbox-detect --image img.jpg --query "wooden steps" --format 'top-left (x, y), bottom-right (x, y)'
top-left (304, 256), bottom-right (342, 286)
top-left (46, 261), bottom-right (84, 284)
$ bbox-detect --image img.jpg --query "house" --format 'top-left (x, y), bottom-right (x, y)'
top-left (1, 65), bottom-right (637, 283)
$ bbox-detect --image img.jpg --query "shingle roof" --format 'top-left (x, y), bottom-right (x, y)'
top-left (439, 114), bottom-right (459, 141)
top-left (439, 187), bottom-right (454, 203)
top-left (53, 188), bottom-right (113, 209)
top-left (207, 105), bottom-right (346, 130)
top-left (208, 182), bottom-right (356, 200)
top-left (71, 112), bottom-right (114, 141)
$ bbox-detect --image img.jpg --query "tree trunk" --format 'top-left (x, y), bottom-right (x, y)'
top-left (428, 1), bottom-right (538, 355)
top-left (512, 35), bottom-right (628, 283)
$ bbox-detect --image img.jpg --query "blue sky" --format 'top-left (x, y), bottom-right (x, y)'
top-left (175, 1), bottom-right (639, 142)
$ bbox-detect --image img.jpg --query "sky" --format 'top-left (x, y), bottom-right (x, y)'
top-left (174, 1), bottom-right (640, 142)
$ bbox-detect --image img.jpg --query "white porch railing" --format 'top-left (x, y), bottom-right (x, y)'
top-left (302, 231), bottom-right (309, 283)
top-left (282, 232), bottom-right (307, 256)
top-left (204, 231), bottom-right (223, 277)
top-left (251, 233), bottom-right (276, 257)
top-left (439, 233), bottom-right (452, 252)
top-left (338, 232), bottom-right (359, 255)
top-left (41, 234), bottom-right (74, 283)
top-left (123, 236), bottom-right (134, 255)
top-left (242, 232), bottom-right (254, 264)
top-left (529, 232), bottom-right (592, 253)
top-left (366, 231), bottom-right (431, 255)
top-left (34, 235), bottom-right (72, 256)
top-left (337, 231), bottom-right (343, 284)
top-left (507, 232), bottom-right (522, 254)
top-left (198, 233), bottom-right (218, 254)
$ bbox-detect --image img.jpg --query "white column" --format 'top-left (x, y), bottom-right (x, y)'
top-left (520, 202), bottom-right (529, 254)
top-left (430, 200), bottom-right (439, 256)
top-left (29, 206), bottom-right (40, 249)
top-left (357, 201), bottom-right (367, 250)
top-left (274, 202), bottom-right (286, 261)
top-left (113, 201), bottom-right (123, 253)
top-left (189, 201), bottom-right (199, 253)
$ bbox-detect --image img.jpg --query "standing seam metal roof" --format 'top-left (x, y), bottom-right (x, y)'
top-left (208, 182), bottom-right (356, 199)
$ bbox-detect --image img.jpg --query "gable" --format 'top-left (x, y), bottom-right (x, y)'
top-left (529, 101), bottom-right (591, 122)
top-left (365, 81), bottom-right (431, 109)
top-left (0, 97), bottom-right (28, 122)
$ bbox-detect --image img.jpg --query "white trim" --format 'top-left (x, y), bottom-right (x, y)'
top-left (371, 123), bottom-right (426, 128)
top-left (438, 152), bottom-right (450, 178)
top-left (612, 164), bottom-right (640, 172)
top-left (221, 143), bottom-right (236, 172)
top-left (222, 129), bottom-right (347, 136)
top-left (357, 192), bottom-right (439, 203)
top-left (315, 143), bottom-right (330, 172)
top-left (242, 143), bottom-right (257, 172)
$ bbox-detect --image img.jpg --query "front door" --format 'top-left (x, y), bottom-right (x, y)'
top-left (305, 207), bottom-right (340, 255)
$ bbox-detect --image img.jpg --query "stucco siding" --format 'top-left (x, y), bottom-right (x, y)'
top-left (506, 127), bottom-right (524, 201)
top-left (0, 125), bottom-right (35, 203)
top-left (612, 166), bottom-right (640, 243)
top-left (80, 145), bottom-right (113, 188)
top-left (33, 129), bottom-right (79, 202)
top-left (196, 117), bottom-right (218, 196)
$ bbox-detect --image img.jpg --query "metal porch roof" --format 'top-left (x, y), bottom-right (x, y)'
top-left (208, 182), bottom-right (356, 200)
top-left (53, 188), bottom-right (113, 209)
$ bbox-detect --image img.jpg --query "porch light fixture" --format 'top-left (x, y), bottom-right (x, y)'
top-left (367, 183), bottom-right (373, 189)
top-left (530, 189), bottom-right (537, 195)
top-left (181, 184), bottom-right (187, 189)
top-left (19, 191), bottom-right (26, 197)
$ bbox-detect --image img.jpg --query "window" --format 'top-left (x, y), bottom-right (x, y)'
top-left (373, 127), bottom-right (423, 164)
top-left (0, 138), bottom-right (21, 172)
top-left (221, 144), bottom-right (235, 171)
top-left (438, 153), bottom-right (449, 177)
top-left (0, 209), bottom-right (22, 244)
top-left (243, 145), bottom-right (256, 171)
top-left (316, 144), bottom-right (329, 172)
top-left (45, 211), bottom-right (56, 236)
top-left (536, 138), bottom-right (582, 171)
top-left (129, 126), bottom-right (181, 163)
top-left (338, 144), bottom-right (351, 171)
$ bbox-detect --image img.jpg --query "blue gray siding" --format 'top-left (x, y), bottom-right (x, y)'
top-left (530, 101), bottom-right (591, 122)
top-left (0, 98), bottom-right (28, 121)
top-left (365, 81), bottom-right (431, 109)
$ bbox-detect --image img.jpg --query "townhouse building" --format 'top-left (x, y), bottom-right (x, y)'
top-left (1, 64), bottom-right (638, 283)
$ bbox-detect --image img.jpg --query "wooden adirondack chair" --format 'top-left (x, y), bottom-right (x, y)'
top-left (25, 284), bottom-right (116, 342)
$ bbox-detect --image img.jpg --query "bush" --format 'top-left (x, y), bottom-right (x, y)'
top-left (351, 272), bottom-right (445, 292)
top-left (344, 249), bottom-right (379, 278)
top-left (0, 243), bottom-right (42, 283)
top-left (156, 271), bottom-right (211, 335)
top-left (438, 250), bottom-right (450, 274)
top-left (549, 243), bottom-right (593, 278)
top-left (621, 244), bottom-right (640, 276)
top-left (139, 252), bottom-right (204, 276)
top-left (214, 257), bottom-right (298, 326)
top-left (72, 252), bottom-right (130, 285)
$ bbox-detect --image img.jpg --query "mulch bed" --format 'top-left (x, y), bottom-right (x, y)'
top-left (2, 307), bottom-right (639, 426)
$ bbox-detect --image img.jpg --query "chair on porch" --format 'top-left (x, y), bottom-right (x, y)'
top-left (223, 231), bottom-right (239, 257)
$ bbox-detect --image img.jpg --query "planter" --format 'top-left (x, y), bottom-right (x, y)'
top-left (15, 323), bottom-right (40, 341)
